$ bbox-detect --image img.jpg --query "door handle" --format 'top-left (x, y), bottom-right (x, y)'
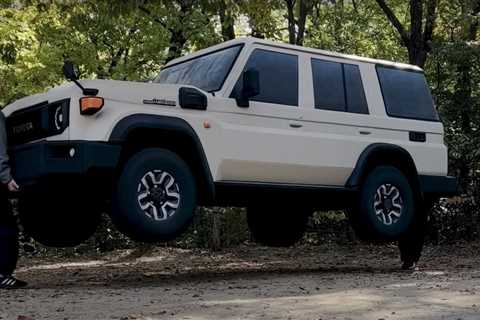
top-left (359, 130), bottom-right (371, 135)
top-left (409, 131), bottom-right (426, 142)
top-left (289, 123), bottom-right (303, 128)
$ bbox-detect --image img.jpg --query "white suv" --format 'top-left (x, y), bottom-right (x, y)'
top-left (3, 37), bottom-right (457, 247)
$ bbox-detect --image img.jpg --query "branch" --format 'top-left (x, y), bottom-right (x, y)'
top-left (375, 0), bottom-right (410, 47)
top-left (138, 5), bottom-right (169, 30)
top-left (108, 47), bottom-right (125, 75)
top-left (469, 0), bottom-right (480, 40)
top-left (475, 0), bottom-right (480, 14)
top-left (352, 0), bottom-right (359, 14)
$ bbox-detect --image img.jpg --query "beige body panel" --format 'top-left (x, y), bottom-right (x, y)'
top-left (3, 37), bottom-right (448, 187)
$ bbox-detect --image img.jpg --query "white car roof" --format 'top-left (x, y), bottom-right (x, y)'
top-left (165, 37), bottom-right (423, 72)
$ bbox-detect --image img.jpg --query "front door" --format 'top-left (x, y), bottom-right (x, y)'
top-left (207, 46), bottom-right (310, 184)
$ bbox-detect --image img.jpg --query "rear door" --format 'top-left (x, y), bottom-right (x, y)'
top-left (293, 56), bottom-right (375, 186)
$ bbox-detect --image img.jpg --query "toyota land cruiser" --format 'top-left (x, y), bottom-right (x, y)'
top-left (2, 37), bottom-right (458, 247)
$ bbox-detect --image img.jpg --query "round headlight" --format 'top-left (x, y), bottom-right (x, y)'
top-left (54, 105), bottom-right (63, 130)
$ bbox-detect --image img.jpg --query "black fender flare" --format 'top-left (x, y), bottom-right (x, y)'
top-left (346, 143), bottom-right (419, 189)
top-left (109, 114), bottom-right (215, 202)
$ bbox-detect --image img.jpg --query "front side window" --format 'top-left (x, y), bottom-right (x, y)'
top-left (377, 67), bottom-right (439, 121)
top-left (231, 49), bottom-right (298, 106)
top-left (154, 45), bottom-right (243, 92)
top-left (312, 58), bottom-right (368, 114)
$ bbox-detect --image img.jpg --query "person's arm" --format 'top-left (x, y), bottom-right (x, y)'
top-left (0, 111), bottom-right (13, 186)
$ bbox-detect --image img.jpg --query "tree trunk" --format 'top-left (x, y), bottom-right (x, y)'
top-left (408, 44), bottom-right (428, 68)
top-left (296, 0), bottom-right (311, 45)
top-left (284, 0), bottom-right (312, 46)
top-left (375, 0), bottom-right (438, 68)
top-left (165, 0), bottom-right (192, 63)
top-left (285, 0), bottom-right (296, 44)
top-left (218, 0), bottom-right (235, 41)
top-left (166, 30), bottom-right (187, 63)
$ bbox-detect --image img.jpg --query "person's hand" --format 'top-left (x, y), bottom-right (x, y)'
top-left (7, 179), bottom-right (20, 192)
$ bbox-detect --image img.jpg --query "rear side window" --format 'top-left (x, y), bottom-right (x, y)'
top-left (231, 49), bottom-right (298, 106)
top-left (312, 60), bottom-right (345, 112)
top-left (377, 67), bottom-right (439, 121)
top-left (312, 59), bottom-right (368, 114)
top-left (344, 64), bottom-right (369, 114)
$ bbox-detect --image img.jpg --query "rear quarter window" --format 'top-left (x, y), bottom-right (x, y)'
top-left (376, 66), bottom-right (439, 121)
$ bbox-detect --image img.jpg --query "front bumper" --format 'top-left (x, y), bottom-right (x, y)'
top-left (10, 140), bottom-right (122, 187)
top-left (418, 175), bottom-right (459, 198)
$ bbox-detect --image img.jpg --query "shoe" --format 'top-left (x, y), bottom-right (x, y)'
top-left (0, 275), bottom-right (27, 289)
top-left (401, 261), bottom-right (419, 271)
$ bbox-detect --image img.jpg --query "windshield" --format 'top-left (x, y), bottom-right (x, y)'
top-left (154, 45), bottom-right (243, 92)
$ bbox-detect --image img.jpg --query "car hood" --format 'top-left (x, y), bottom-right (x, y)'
top-left (3, 80), bottom-right (205, 116)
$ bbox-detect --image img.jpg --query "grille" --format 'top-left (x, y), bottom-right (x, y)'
top-left (6, 99), bottom-right (70, 146)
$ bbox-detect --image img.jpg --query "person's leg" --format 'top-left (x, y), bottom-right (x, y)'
top-left (0, 188), bottom-right (19, 276)
top-left (0, 227), bottom-right (19, 276)
top-left (0, 188), bottom-right (25, 289)
top-left (398, 198), bottom-right (429, 270)
top-left (399, 227), bottom-right (425, 269)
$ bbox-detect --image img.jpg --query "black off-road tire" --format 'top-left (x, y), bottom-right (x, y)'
top-left (110, 148), bottom-right (197, 243)
top-left (247, 204), bottom-right (309, 247)
top-left (18, 187), bottom-right (101, 247)
top-left (347, 165), bottom-right (417, 242)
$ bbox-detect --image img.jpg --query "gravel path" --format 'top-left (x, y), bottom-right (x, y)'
top-left (1, 244), bottom-right (479, 320)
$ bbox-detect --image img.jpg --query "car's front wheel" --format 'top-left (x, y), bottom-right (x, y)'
top-left (110, 148), bottom-right (197, 243)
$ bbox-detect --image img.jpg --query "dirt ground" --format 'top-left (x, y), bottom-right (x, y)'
top-left (1, 243), bottom-right (480, 320)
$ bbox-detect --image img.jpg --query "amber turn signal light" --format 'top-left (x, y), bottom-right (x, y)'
top-left (80, 97), bottom-right (104, 115)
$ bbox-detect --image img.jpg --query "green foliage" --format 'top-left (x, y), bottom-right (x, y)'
top-left (239, 0), bottom-right (285, 39)
top-left (0, 0), bottom-right (221, 105)
top-left (0, 6), bottom-right (59, 105)
top-left (306, 1), bottom-right (408, 60)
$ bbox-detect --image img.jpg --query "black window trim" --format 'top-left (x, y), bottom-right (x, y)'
top-left (375, 64), bottom-right (440, 123)
top-left (341, 62), bottom-right (348, 112)
top-left (230, 47), bottom-right (300, 107)
top-left (158, 43), bottom-right (245, 93)
top-left (311, 58), bottom-right (370, 115)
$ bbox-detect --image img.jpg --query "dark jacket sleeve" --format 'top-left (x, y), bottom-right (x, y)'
top-left (0, 110), bottom-right (12, 184)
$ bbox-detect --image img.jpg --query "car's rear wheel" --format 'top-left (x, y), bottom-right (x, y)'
top-left (247, 204), bottom-right (309, 247)
top-left (18, 186), bottom-right (101, 247)
top-left (110, 148), bottom-right (197, 243)
top-left (347, 165), bottom-right (417, 242)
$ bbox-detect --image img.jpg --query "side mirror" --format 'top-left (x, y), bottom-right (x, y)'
top-left (62, 60), bottom-right (99, 96)
top-left (179, 87), bottom-right (208, 110)
top-left (63, 60), bottom-right (79, 81)
top-left (236, 69), bottom-right (260, 108)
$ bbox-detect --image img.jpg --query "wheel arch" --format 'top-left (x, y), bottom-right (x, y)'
top-left (346, 143), bottom-right (420, 191)
top-left (109, 114), bottom-right (215, 204)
